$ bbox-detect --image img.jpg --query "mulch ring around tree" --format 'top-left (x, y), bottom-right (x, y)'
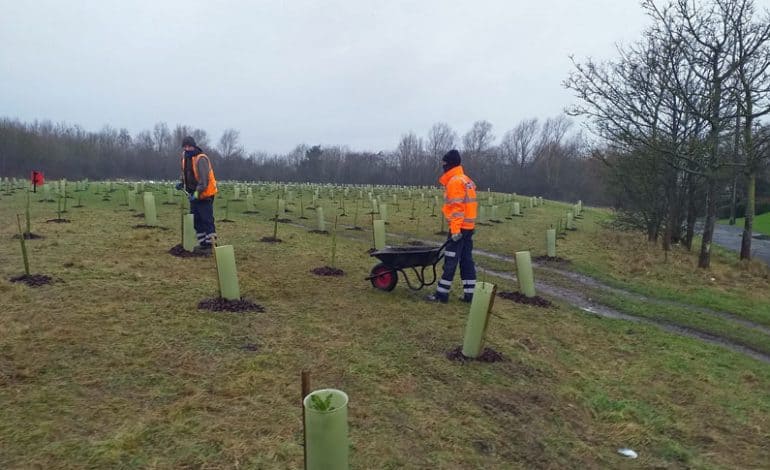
top-left (133, 224), bottom-right (170, 230)
top-left (13, 233), bottom-right (44, 240)
top-left (308, 229), bottom-right (329, 235)
top-left (346, 226), bottom-right (363, 231)
top-left (269, 217), bottom-right (292, 223)
top-left (532, 255), bottom-right (571, 265)
top-left (168, 244), bottom-right (210, 257)
top-left (446, 346), bottom-right (505, 363)
top-left (198, 298), bottom-right (265, 313)
top-left (311, 266), bottom-right (344, 276)
top-left (497, 291), bottom-right (553, 308)
top-left (260, 236), bottom-right (282, 243)
top-left (46, 218), bottom-right (70, 223)
top-left (132, 213), bottom-right (145, 218)
top-left (10, 274), bottom-right (53, 287)
top-left (219, 219), bottom-right (236, 223)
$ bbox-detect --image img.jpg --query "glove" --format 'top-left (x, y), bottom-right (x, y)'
top-left (451, 232), bottom-right (463, 242)
top-left (188, 191), bottom-right (199, 202)
top-left (175, 182), bottom-right (184, 191)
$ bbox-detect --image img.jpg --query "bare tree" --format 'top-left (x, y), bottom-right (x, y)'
top-left (500, 118), bottom-right (539, 168)
top-left (152, 122), bottom-right (171, 154)
top-left (426, 122), bottom-right (458, 158)
top-left (462, 120), bottom-right (495, 155)
top-left (396, 132), bottom-right (426, 185)
top-left (218, 128), bottom-right (244, 160)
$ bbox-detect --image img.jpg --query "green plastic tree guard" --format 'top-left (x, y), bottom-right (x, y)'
top-left (373, 219), bottom-right (386, 250)
top-left (246, 194), bottom-right (255, 212)
top-left (143, 192), bottom-right (157, 226)
top-left (215, 245), bottom-right (241, 301)
top-left (567, 212), bottom-right (574, 230)
top-left (128, 190), bottom-right (136, 211)
top-left (513, 202), bottom-right (521, 216)
top-left (304, 388), bottom-right (349, 470)
top-left (317, 206), bottom-right (326, 232)
top-left (380, 203), bottom-right (388, 223)
top-left (461, 281), bottom-right (497, 358)
top-left (234, 186), bottom-right (240, 200)
top-left (183, 214), bottom-right (196, 252)
top-left (491, 205), bottom-right (498, 219)
top-left (546, 229), bottom-right (556, 258)
top-left (278, 199), bottom-right (286, 217)
top-left (515, 250), bottom-right (536, 297)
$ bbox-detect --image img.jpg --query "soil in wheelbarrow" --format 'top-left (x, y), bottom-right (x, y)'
top-left (10, 274), bottom-right (53, 287)
top-left (497, 291), bottom-right (553, 308)
top-left (311, 266), bottom-right (345, 276)
top-left (446, 346), bottom-right (505, 363)
top-left (168, 244), bottom-right (210, 258)
top-left (260, 236), bottom-right (282, 243)
top-left (198, 298), bottom-right (265, 313)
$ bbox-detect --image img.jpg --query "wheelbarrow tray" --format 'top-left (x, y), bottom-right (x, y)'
top-left (370, 245), bottom-right (444, 269)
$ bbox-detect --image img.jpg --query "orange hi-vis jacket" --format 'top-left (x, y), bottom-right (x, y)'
top-left (181, 152), bottom-right (218, 199)
top-left (439, 165), bottom-right (477, 235)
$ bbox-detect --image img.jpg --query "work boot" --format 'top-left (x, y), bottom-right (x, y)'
top-left (460, 294), bottom-right (473, 303)
top-left (425, 293), bottom-right (448, 304)
top-left (194, 244), bottom-right (212, 254)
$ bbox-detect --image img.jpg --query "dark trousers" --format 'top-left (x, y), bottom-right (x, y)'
top-left (191, 197), bottom-right (216, 247)
top-left (436, 229), bottom-right (476, 300)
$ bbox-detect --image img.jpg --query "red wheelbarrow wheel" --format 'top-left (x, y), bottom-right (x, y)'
top-left (370, 263), bottom-right (398, 291)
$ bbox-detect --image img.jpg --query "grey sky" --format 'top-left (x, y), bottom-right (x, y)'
top-left (2, 0), bottom-right (659, 154)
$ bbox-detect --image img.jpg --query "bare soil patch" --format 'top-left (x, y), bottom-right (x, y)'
top-left (198, 298), bottom-right (265, 313)
top-left (10, 274), bottom-right (53, 287)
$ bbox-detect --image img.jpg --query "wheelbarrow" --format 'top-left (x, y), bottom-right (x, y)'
top-left (366, 241), bottom-right (449, 291)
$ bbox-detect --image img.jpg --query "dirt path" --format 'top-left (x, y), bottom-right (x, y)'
top-left (478, 266), bottom-right (770, 364)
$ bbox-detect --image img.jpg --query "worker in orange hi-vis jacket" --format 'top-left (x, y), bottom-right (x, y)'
top-left (176, 136), bottom-right (218, 252)
top-left (426, 149), bottom-right (478, 303)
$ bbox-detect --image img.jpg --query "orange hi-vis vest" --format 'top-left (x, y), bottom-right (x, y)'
top-left (181, 153), bottom-right (218, 199)
top-left (439, 165), bottom-right (477, 234)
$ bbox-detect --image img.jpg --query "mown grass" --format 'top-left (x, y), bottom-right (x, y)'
top-left (719, 211), bottom-right (770, 236)
top-left (1, 183), bottom-right (769, 469)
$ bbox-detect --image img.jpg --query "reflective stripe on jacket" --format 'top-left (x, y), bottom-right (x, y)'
top-left (439, 165), bottom-right (477, 234)
top-left (181, 152), bottom-right (218, 199)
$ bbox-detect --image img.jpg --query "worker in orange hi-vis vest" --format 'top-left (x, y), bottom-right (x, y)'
top-left (176, 136), bottom-right (218, 252)
top-left (426, 149), bottom-right (478, 303)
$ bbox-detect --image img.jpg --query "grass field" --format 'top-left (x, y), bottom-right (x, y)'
top-left (719, 211), bottom-right (770, 236)
top-left (1, 181), bottom-right (770, 469)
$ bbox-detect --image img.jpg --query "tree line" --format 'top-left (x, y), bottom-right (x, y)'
top-left (0, 115), bottom-right (608, 205)
top-left (566, 0), bottom-right (770, 267)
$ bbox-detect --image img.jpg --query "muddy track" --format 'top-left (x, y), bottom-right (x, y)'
top-left (279, 219), bottom-right (770, 362)
top-left (479, 267), bottom-right (770, 364)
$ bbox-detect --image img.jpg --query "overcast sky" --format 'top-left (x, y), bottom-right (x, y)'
top-left (2, 1), bottom-right (664, 153)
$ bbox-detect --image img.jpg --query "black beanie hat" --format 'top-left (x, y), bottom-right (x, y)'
top-left (442, 149), bottom-right (461, 168)
top-left (181, 136), bottom-right (197, 148)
